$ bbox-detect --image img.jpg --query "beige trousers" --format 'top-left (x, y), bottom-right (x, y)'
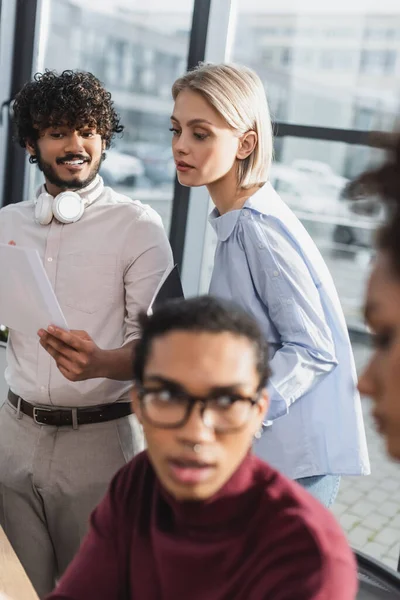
top-left (0, 400), bottom-right (144, 599)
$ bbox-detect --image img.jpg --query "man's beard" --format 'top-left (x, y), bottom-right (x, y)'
top-left (34, 145), bottom-right (104, 191)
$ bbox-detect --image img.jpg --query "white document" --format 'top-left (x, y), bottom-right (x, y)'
top-left (147, 263), bottom-right (184, 316)
top-left (0, 243), bottom-right (68, 336)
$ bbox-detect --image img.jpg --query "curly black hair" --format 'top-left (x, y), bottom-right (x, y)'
top-left (346, 130), bottom-right (400, 277)
top-left (12, 69), bottom-right (124, 150)
top-left (132, 295), bottom-right (270, 389)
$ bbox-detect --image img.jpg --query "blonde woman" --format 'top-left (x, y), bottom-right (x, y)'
top-left (170, 63), bottom-right (370, 506)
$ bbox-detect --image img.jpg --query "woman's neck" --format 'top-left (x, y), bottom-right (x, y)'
top-left (206, 170), bottom-right (261, 215)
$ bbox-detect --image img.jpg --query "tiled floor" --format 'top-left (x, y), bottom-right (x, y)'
top-left (333, 340), bottom-right (400, 572)
top-left (333, 397), bottom-right (400, 571)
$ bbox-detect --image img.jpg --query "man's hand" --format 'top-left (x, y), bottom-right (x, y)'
top-left (38, 326), bottom-right (103, 382)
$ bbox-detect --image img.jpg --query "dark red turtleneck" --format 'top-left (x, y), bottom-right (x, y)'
top-left (47, 451), bottom-right (357, 600)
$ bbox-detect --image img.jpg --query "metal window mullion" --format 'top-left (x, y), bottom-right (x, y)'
top-left (22, 0), bottom-right (52, 204)
top-left (0, 0), bottom-right (17, 208)
top-left (274, 121), bottom-right (375, 146)
top-left (168, 0), bottom-right (212, 270)
top-left (178, 0), bottom-right (237, 297)
top-left (1, 0), bottom-right (40, 207)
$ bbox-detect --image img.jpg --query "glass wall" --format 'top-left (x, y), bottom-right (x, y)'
top-left (31, 0), bottom-right (195, 234)
top-left (226, 0), bottom-right (400, 333)
top-left (234, 4), bottom-right (400, 133)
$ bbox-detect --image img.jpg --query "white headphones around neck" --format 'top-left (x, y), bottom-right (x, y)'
top-left (34, 175), bottom-right (104, 226)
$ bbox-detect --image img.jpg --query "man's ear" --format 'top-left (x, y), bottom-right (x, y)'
top-left (236, 131), bottom-right (257, 161)
top-left (255, 388), bottom-right (269, 428)
top-left (130, 385), bottom-right (143, 424)
top-left (26, 140), bottom-right (36, 158)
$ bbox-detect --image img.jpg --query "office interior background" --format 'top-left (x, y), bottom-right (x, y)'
top-left (1, 0), bottom-right (400, 573)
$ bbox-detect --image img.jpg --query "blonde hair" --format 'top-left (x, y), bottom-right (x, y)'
top-left (172, 63), bottom-right (273, 189)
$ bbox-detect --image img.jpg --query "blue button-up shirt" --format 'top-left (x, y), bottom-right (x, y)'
top-left (209, 183), bottom-right (370, 479)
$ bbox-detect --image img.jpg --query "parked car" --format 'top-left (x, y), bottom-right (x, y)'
top-left (271, 162), bottom-right (382, 247)
top-left (291, 159), bottom-right (334, 178)
top-left (100, 149), bottom-right (144, 187)
top-left (291, 159), bottom-right (349, 190)
top-left (269, 163), bottom-right (341, 216)
top-left (119, 142), bottom-right (175, 185)
top-left (332, 197), bottom-right (384, 247)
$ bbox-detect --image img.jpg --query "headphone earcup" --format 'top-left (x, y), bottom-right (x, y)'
top-left (53, 192), bottom-right (85, 224)
top-left (35, 193), bottom-right (54, 225)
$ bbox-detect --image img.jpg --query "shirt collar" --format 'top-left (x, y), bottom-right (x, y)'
top-left (208, 183), bottom-right (274, 241)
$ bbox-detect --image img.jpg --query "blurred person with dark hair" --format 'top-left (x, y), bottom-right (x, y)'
top-left (47, 297), bottom-right (358, 600)
top-left (0, 70), bottom-right (172, 597)
top-left (348, 131), bottom-right (400, 461)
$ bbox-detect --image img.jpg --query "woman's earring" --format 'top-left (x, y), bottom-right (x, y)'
top-left (254, 428), bottom-right (263, 440)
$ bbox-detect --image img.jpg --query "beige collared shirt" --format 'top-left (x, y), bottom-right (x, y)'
top-left (0, 186), bottom-right (173, 407)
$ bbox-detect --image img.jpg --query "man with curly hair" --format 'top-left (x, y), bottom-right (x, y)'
top-left (0, 70), bottom-right (173, 598)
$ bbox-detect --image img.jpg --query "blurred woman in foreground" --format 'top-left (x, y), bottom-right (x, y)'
top-left (349, 131), bottom-right (400, 460)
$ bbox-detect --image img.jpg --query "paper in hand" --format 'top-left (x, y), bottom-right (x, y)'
top-left (147, 264), bottom-right (184, 316)
top-left (0, 243), bottom-right (68, 336)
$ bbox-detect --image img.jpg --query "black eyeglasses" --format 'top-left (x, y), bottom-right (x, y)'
top-left (135, 383), bottom-right (261, 432)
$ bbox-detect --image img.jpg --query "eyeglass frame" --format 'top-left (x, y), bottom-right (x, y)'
top-left (134, 381), bottom-right (263, 432)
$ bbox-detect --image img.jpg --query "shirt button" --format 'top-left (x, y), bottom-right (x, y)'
top-left (40, 386), bottom-right (46, 392)
top-left (286, 298), bottom-right (292, 305)
top-left (258, 242), bottom-right (264, 249)
top-left (47, 257), bottom-right (53, 262)
top-left (273, 270), bottom-right (279, 277)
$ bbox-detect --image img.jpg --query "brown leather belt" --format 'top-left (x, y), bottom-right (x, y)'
top-left (7, 390), bottom-right (131, 427)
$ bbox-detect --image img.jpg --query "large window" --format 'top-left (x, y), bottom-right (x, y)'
top-left (233, 4), bottom-right (400, 131)
top-left (227, 1), bottom-right (400, 329)
top-left (31, 0), bottom-right (194, 234)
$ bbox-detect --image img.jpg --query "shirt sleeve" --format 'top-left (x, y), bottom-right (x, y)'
top-left (45, 477), bottom-right (123, 600)
top-left (123, 207), bottom-right (173, 343)
top-left (242, 214), bottom-right (338, 421)
top-left (0, 207), bottom-right (8, 243)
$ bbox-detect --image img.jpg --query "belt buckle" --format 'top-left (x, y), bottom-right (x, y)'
top-left (33, 406), bottom-right (52, 425)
